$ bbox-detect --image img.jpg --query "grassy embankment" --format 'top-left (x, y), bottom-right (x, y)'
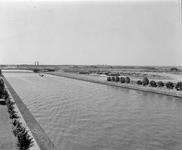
top-left (2, 65), bottom-right (182, 97)
top-left (45, 66), bottom-right (182, 98)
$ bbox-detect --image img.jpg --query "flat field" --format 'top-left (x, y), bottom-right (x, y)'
top-left (57, 65), bottom-right (182, 84)
top-left (2, 65), bottom-right (182, 83)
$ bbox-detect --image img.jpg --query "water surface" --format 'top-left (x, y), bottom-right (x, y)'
top-left (4, 73), bottom-right (182, 150)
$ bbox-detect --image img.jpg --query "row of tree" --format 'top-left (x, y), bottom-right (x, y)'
top-left (107, 76), bottom-right (182, 91)
top-left (107, 76), bottom-right (130, 83)
top-left (4, 91), bottom-right (34, 150)
top-left (0, 77), bottom-right (5, 98)
top-left (0, 79), bottom-right (34, 150)
top-left (137, 77), bottom-right (182, 91)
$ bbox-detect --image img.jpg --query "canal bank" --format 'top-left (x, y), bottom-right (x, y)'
top-left (2, 75), bottom-right (58, 150)
top-left (46, 72), bottom-right (182, 98)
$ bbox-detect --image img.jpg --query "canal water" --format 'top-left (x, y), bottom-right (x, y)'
top-left (4, 73), bottom-right (182, 150)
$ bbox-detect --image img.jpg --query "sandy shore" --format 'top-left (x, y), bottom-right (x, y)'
top-left (0, 99), bottom-right (16, 150)
top-left (45, 71), bottom-right (182, 98)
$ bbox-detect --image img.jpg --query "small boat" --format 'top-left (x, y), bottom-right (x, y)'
top-left (39, 74), bottom-right (44, 77)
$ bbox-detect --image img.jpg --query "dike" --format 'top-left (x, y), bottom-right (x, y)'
top-left (46, 72), bottom-right (182, 98)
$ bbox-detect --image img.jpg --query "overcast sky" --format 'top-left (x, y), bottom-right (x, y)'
top-left (0, 0), bottom-right (181, 66)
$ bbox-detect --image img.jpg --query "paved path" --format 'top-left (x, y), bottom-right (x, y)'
top-left (0, 99), bottom-right (17, 150)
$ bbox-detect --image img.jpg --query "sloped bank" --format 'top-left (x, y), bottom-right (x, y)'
top-left (46, 72), bottom-right (182, 98)
top-left (2, 75), bottom-right (58, 150)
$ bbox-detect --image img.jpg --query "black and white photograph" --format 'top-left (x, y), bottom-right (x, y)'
top-left (0, 0), bottom-right (181, 150)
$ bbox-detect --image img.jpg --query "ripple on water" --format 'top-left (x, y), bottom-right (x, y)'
top-left (4, 73), bottom-right (182, 150)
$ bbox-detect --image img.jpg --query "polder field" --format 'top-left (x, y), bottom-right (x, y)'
top-left (47, 65), bottom-right (182, 83)
top-left (1, 65), bottom-right (182, 84)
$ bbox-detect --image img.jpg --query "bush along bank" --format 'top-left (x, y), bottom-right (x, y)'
top-left (0, 77), bottom-right (5, 98)
top-left (3, 89), bottom-right (34, 150)
top-left (107, 76), bottom-right (182, 92)
top-left (107, 76), bottom-right (131, 84)
top-left (137, 78), bottom-right (176, 90)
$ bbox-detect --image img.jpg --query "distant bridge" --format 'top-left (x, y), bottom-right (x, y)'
top-left (2, 69), bottom-right (33, 73)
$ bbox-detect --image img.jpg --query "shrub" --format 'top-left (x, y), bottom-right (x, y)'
top-left (107, 77), bottom-right (111, 81)
top-left (17, 130), bottom-right (33, 150)
top-left (13, 121), bottom-right (34, 150)
top-left (115, 76), bottom-right (120, 82)
top-left (9, 110), bottom-right (19, 119)
top-left (6, 99), bottom-right (15, 108)
top-left (12, 119), bottom-right (21, 127)
top-left (166, 82), bottom-right (174, 89)
top-left (0, 89), bottom-right (5, 98)
top-left (137, 80), bottom-right (142, 85)
top-left (142, 77), bottom-right (149, 86)
top-left (149, 80), bottom-right (157, 87)
top-left (8, 105), bottom-right (15, 113)
top-left (13, 121), bottom-right (24, 137)
top-left (157, 81), bottom-right (164, 87)
top-left (175, 82), bottom-right (182, 91)
top-left (4, 90), bottom-right (9, 100)
top-left (0, 78), bottom-right (5, 98)
top-left (5, 89), bottom-right (33, 150)
top-left (33, 69), bottom-right (40, 73)
top-left (112, 76), bottom-right (115, 82)
top-left (170, 67), bottom-right (178, 71)
top-left (120, 77), bottom-right (125, 83)
top-left (125, 77), bottom-right (130, 84)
